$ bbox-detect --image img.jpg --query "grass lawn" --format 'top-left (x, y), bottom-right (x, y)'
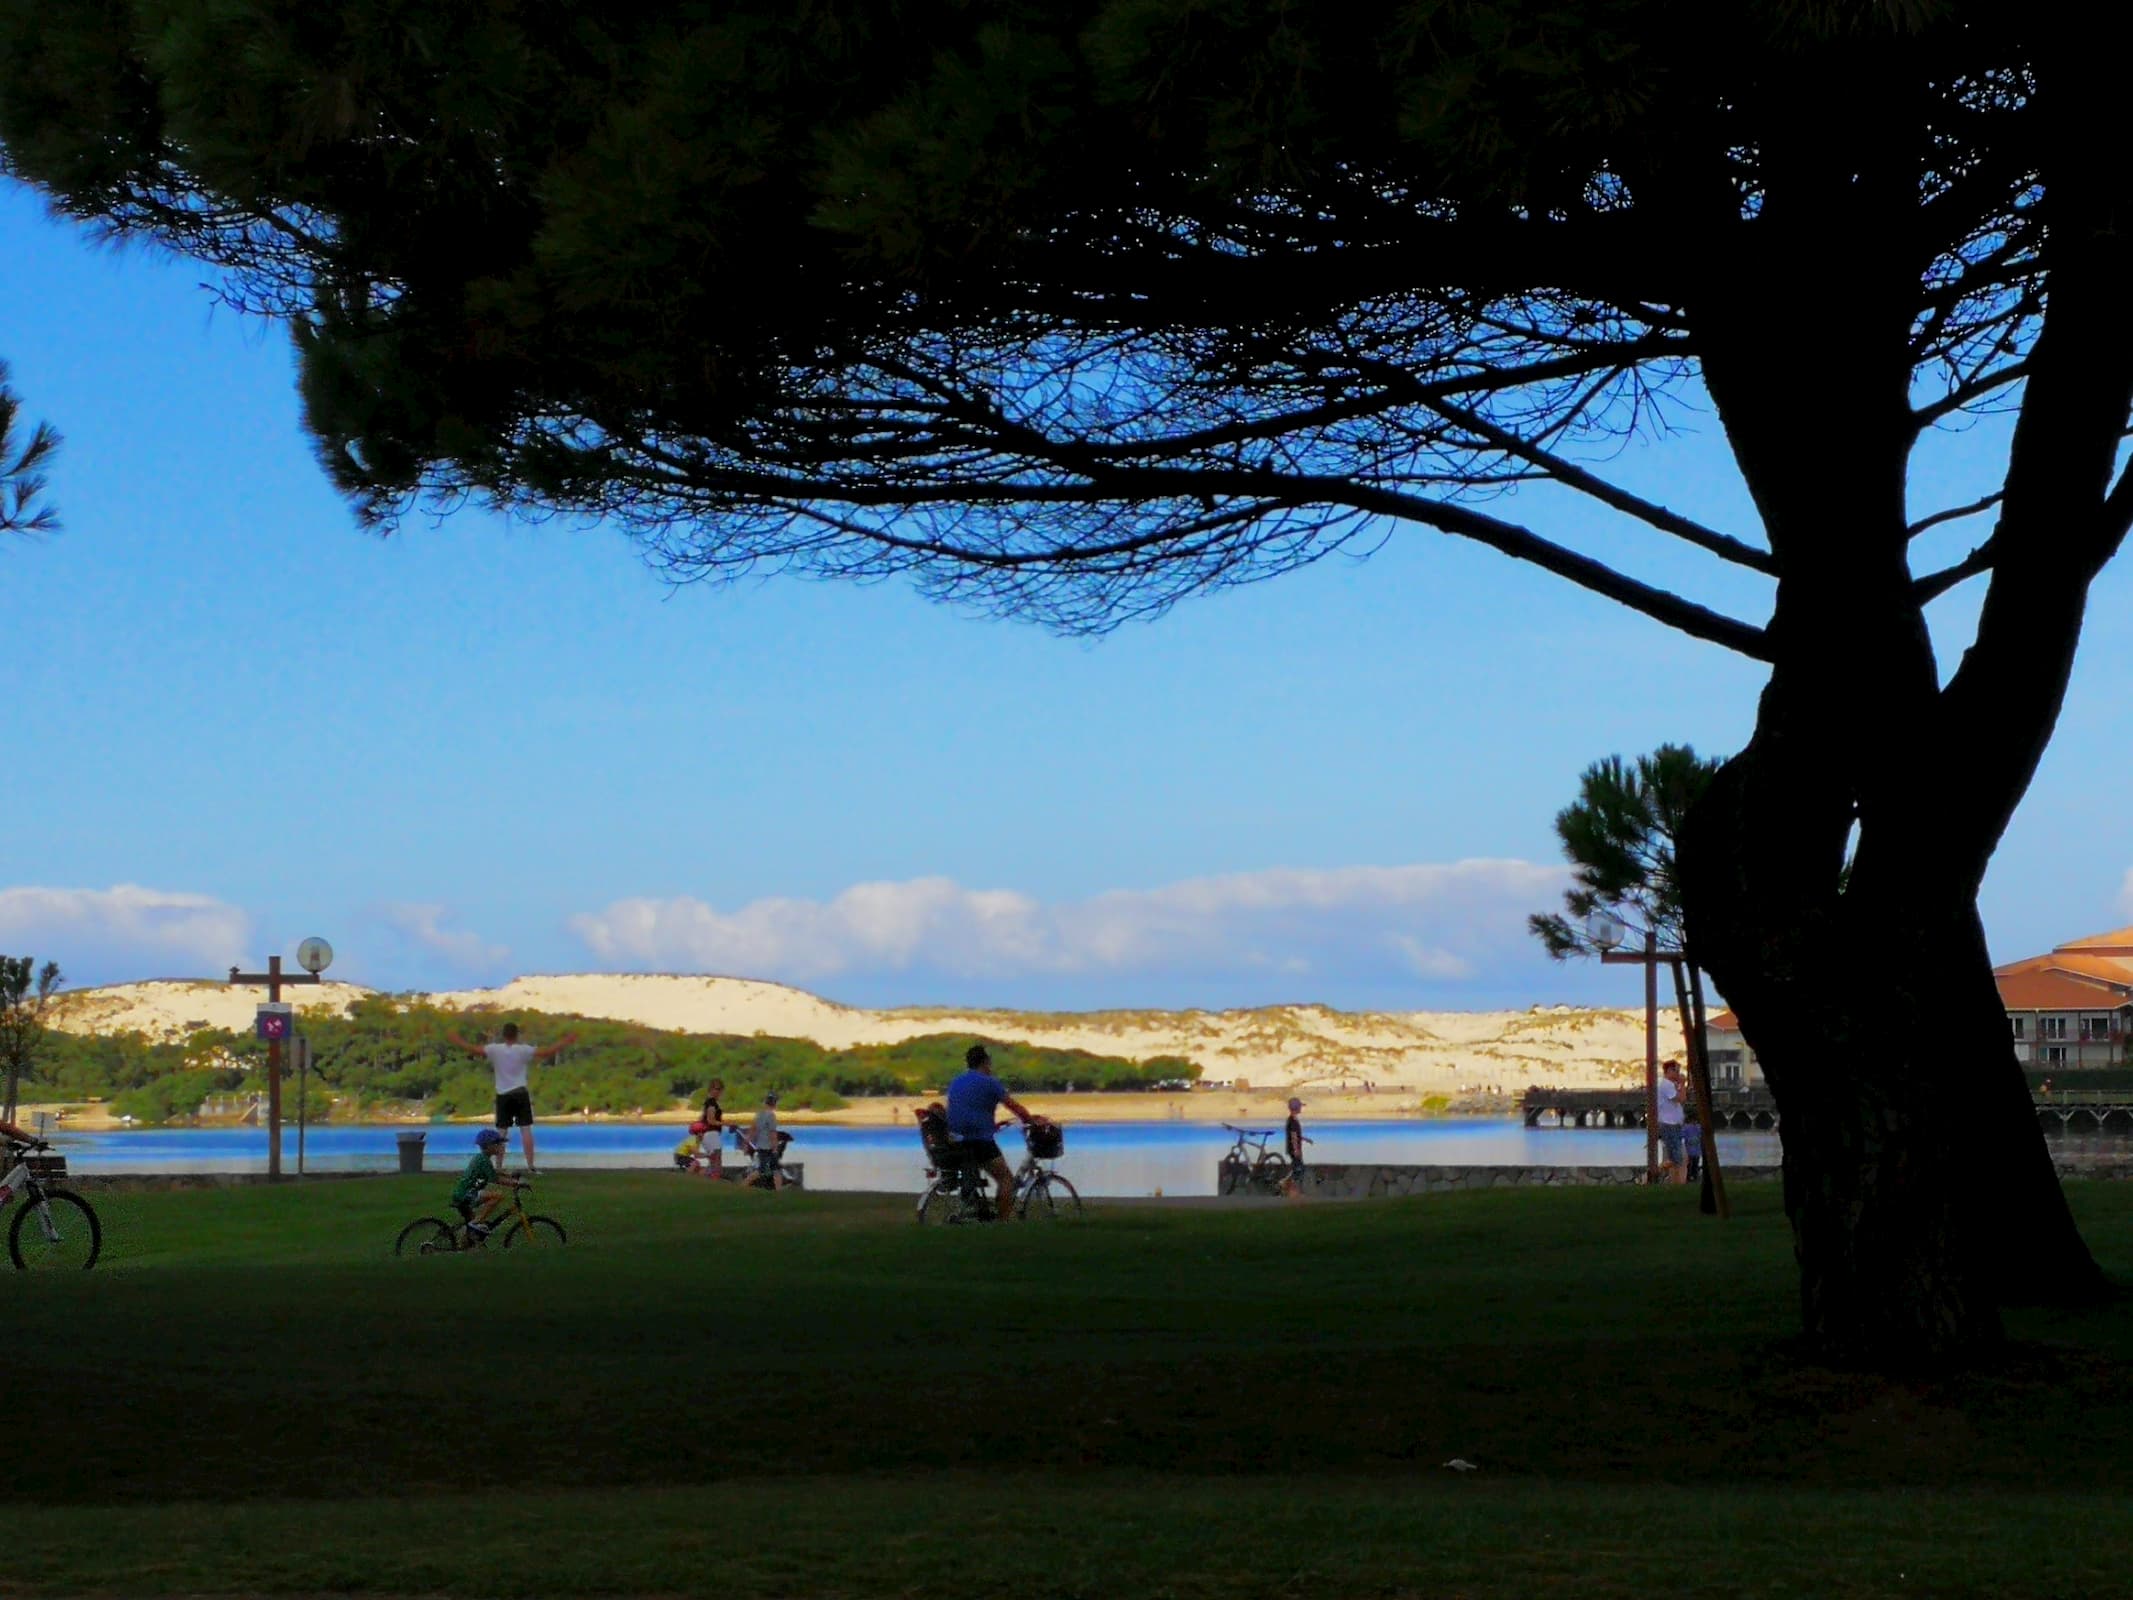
top-left (2, 1174), bottom-right (2130, 1597)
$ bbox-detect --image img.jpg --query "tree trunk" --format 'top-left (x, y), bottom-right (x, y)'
top-left (1669, 103), bottom-right (2129, 1359)
top-left (1681, 753), bottom-right (2104, 1366)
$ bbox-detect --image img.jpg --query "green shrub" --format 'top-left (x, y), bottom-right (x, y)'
top-left (49, 1008), bottom-right (1202, 1119)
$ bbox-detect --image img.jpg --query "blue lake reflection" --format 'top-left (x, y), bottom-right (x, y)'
top-left (49, 1117), bottom-right (1789, 1197)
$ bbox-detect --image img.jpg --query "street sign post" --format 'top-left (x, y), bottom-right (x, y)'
top-left (230, 941), bottom-right (333, 1180)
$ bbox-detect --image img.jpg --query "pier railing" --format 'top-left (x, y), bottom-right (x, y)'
top-left (1521, 1087), bottom-right (1778, 1131)
top-left (1525, 1085), bottom-right (2133, 1136)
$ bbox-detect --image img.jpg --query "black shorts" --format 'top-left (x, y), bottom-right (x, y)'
top-left (495, 1087), bottom-right (534, 1128)
top-left (955, 1138), bottom-right (1002, 1168)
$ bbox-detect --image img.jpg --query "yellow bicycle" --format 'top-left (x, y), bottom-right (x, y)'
top-left (394, 1177), bottom-right (566, 1256)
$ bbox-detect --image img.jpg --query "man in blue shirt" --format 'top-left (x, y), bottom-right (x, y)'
top-left (945, 1043), bottom-right (1043, 1220)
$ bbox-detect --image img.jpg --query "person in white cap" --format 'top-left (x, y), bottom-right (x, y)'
top-left (1283, 1095), bottom-right (1314, 1198)
top-left (749, 1091), bottom-right (788, 1188)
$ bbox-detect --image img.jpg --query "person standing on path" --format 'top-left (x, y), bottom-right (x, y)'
top-left (1283, 1096), bottom-right (1314, 1199)
top-left (748, 1090), bottom-right (789, 1189)
top-left (699, 1079), bottom-right (727, 1181)
top-left (1656, 1058), bottom-right (1689, 1184)
top-left (446, 1022), bottom-right (577, 1175)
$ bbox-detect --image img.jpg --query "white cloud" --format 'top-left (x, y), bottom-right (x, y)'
top-left (0, 884), bottom-right (251, 976)
top-left (378, 903), bottom-right (509, 971)
top-left (1391, 936), bottom-right (1478, 981)
top-left (571, 860), bottom-right (1565, 990)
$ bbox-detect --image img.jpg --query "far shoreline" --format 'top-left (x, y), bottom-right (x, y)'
top-left (25, 1086), bottom-right (1547, 1134)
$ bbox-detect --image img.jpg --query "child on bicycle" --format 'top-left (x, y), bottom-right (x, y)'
top-left (451, 1127), bottom-right (524, 1239)
top-left (673, 1121), bottom-right (710, 1172)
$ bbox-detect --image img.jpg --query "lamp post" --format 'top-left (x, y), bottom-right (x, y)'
top-left (1586, 910), bottom-right (1730, 1215)
top-left (1587, 911), bottom-right (1660, 1176)
top-left (229, 938), bottom-right (333, 1180)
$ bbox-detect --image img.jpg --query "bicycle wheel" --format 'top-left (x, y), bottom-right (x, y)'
top-left (1018, 1173), bottom-right (1084, 1223)
top-left (1220, 1155), bottom-right (1251, 1195)
top-left (501, 1215), bottom-right (567, 1248)
top-left (394, 1217), bottom-right (457, 1258)
top-left (9, 1189), bottom-right (101, 1270)
top-left (917, 1181), bottom-right (978, 1225)
top-left (916, 1180), bottom-right (954, 1224)
top-left (1253, 1154), bottom-right (1291, 1193)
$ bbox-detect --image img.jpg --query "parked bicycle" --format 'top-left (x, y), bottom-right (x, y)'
top-left (915, 1116), bottom-right (1083, 1224)
top-left (394, 1176), bottom-right (566, 1256)
top-left (1, 1138), bottom-right (100, 1270)
top-left (1219, 1123), bottom-right (1291, 1196)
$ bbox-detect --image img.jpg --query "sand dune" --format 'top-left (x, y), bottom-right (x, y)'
top-left (44, 972), bottom-right (1677, 1100)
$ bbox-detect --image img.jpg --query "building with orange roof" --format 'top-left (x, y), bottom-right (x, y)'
top-left (1994, 926), bottom-right (2133, 1069)
top-left (1701, 1009), bottom-right (1764, 1088)
top-left (1698, 925), bottom-right (2133, 1082)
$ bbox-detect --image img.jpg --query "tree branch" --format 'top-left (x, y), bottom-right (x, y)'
top-left (1908, 490), bottom-right (2003, 539)
top-left (1403, 387), bottom-right (1778, 574)
top-left (1911, 360), bottom-right (2031, 430)
top-left (1912, 535), bottom-right (1998, 603)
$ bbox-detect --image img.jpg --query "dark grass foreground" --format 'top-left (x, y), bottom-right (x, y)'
top-left (3, 1174), bottom-right (2131, 1597)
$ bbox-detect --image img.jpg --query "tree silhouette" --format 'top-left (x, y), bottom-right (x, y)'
top-left (1530, 747), bottom-right (1722, 963)
top-left (1, 1), bottom-right (2117, 1360)
top-left (0, 362), bottom-right (58, 540)
top-left (0, 956), bottom-right (63, 1125)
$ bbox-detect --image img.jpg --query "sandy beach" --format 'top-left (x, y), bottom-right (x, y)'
top-left (38, 973), bottom-right (1681, 1129)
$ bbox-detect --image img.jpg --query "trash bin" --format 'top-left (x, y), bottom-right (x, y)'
top-left (395, 1130), bottom-right (427, 1173)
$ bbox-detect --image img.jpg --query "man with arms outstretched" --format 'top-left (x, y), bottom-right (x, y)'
top-left (446, 1021), bottom-right (576, 1175)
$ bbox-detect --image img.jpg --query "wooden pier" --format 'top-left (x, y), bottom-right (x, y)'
top-left (1527, 1086), bottom-right (2133, 1137)
top-left (2034, 1093), bottom-right (2133, 1135)
top-left (1522, 1087), bottom-right (1780, 1131)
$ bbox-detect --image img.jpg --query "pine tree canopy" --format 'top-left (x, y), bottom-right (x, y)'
top-left (0, 3), bottom-right (2098, 640)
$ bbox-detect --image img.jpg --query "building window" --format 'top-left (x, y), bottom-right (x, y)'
top-left (2088, 1017), bottom-right (2115, 1038)
top-left (2044, 1045), bottom-right (2069, 1065)
top-left (2011, 1017), bottom-right (2026, 1039)
top-left (2042, 1016), bottom-right (2069, 1040)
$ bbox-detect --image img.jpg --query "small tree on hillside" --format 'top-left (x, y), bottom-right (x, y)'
top-left (0, 956), bottom-right (64, 1125)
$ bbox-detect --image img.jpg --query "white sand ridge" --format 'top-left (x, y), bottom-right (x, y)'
top-left (44, 973), bottom-right (1662, 1096)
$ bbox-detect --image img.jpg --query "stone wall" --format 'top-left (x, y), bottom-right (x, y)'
top-left (1279, 1163), bottom-right (1780, 1198)
top-left (1247, 1160), bottom-right (2133, 1199)
top-left (47, 1164), bottom-right (805, 1192)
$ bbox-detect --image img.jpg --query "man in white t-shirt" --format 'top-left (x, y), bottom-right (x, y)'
top-left (747, 1091), bottom-right (788, 1189)
top-left (447, 1022), bottom-right (577, 1174)
top-left (1655, 1058), bottom-right (1689, 1185)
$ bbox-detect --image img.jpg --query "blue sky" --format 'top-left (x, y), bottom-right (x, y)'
top-left (2, 179), bottom-right (2127, 1012)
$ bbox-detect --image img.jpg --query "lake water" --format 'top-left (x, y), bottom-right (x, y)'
top-left (48, 1118), bottom-right (1794, 1197)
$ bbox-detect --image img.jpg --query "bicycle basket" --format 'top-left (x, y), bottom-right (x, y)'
top-left (1024, 1123), bottom-right (1064, 1159)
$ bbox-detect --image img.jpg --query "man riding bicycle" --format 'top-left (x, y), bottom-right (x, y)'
top-left (945, 1044), bottom-right (1047, 1221)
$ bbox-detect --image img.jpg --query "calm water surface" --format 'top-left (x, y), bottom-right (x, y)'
top-left (50, 1118), bottom-right (1801, 1197)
